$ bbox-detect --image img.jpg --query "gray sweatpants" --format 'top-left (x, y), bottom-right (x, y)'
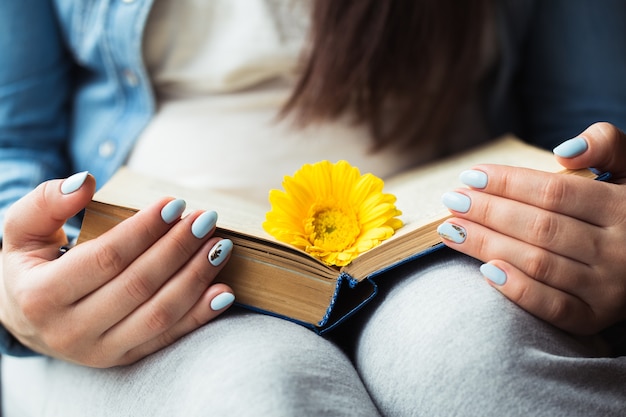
top-left (3, 250), bottom-right (625, 416)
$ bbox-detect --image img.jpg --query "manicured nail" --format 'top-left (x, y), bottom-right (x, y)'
top-left (208, 239), bottom-right (233, 266)
top-left (437, 222), bottom-right (467, 244)
top-left (210, 292), bottom-right (235, 311)
top-left (61, 171), bottom-right (89, 195)
top-left (442, 191), bottom-right (471, 213)
top-left (191, 211), bottom-right (218, 239)
top-left (459, 170), bottom-right (488, 189)
top-left (161, 199), bottom-right (186, 224)
top-left (553, 137), bottom-right (588, 158)
top-left (480, 263), bottom-right (507, 285)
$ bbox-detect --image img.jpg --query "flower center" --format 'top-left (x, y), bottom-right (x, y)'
top-left (310, 206), bottom-right (360, 251)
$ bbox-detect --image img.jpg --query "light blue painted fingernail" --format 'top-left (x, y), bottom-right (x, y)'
top-left (61, 171), bottom-right (89, 195)
top-left (191, 211), bottom-right (218, 239)
top-left (480, 263), bottom-right (507, 285)
top-left (442, 191), bottom-right (471, 213)
top-left (208, 239), bottom-right (233, 266)
top-left (210, 292), bottom-right (235, 311)
top-left (161, 199), bottom-right (186, 224)
top-left (553, 137), bottom-right (588, 158)
top-left (459, 170), bottom-right (488, 189)
top-left (437, 222), bottom-right (467, 244)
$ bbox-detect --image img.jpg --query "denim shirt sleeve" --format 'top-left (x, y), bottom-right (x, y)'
top-left (519, 0), bottom-right (626, 149)
top-left (0, 0), bottom-right (74, 356)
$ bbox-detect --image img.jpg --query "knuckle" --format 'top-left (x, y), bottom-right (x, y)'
top-left (88, 346), bottom-right (122, 368)
top-left (510, 283), bottom-right (573, 327)
top-left (543, 297), bottom-right (574, 327)
top-left (123, 270), bottom-right (156, 303)
top-left (144, 303), bottom-right (177, 332)
top-left (43, 327), bottom-right (82, 358)
top-left (527, 212), bottom-right (559, 247)
top-left (523, 250), bottom-right (553, 280)
top-left (17, 286), bottom-right (52, 326)
top-left (167, 233), bottom-right (194, 260)
top-left (93, 242), bottom-right (126, 276)
top-left (537, 176), bottom-right (567, 210)
top-left (508, 280), bottom-right (532, 307)
top-left (476, 196), bottom-right (494, 224)
top-left (497, 169), bottom-right (514, 195)
top-left (473, 229), bottom-right (491, 254)
top-left (188, 267), bottom-right (213, 288)
top-left (156, 328), bottom-right (180, 349)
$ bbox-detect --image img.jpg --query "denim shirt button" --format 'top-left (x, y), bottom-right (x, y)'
top-left (122, 0), bottom-right (136, 4)
top-left (98, 140), bottom-right (117, 158)
top-left (123, 69), bottom-right (139, 87)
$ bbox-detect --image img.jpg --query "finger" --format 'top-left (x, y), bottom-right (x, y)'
top-left (102, 238), bottom-right (234, 359)
top-left (50, 197), bottom-right (187, 304)
top-left (78, 210), bottom-right (219, 329)
top-left (119, 284), bottom-right (235, 366)
top-left (442, 189), bottom-right (602, 264)
top-left (478, 260), bottom-right (599, 335)
top-left (553, 122), bottom-right (626, 179)
top-left (437, 218), bottom-right (595, 296)
top-left (3, 172), bottom-right (96, 252)
top-left (456, 165), bottom-right (618, 227)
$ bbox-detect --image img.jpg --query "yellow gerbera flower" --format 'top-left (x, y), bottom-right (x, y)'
top-left (263, 160), bottom-right (403, 267)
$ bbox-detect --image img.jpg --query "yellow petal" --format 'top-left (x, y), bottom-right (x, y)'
top-left (264, 160), bottom-right (403, 266)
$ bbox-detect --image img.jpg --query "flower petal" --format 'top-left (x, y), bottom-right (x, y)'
top-left (264, 160), bottom-right (403, 266)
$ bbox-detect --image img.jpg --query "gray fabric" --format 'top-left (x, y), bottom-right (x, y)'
top-left (3, 251), bottom-right (626, 416)
top-left (2, 312), bottom-right (380, 417)
top-left (353, 250), bottom-right (626, 416)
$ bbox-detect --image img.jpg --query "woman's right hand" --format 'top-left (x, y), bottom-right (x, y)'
top-left (0, 172), bottom-right (235, 368)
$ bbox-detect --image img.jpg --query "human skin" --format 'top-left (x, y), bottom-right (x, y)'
top-left (0, 174), bottom-right (234, 368)
top-left (440, 122), bottom-right (626, 335)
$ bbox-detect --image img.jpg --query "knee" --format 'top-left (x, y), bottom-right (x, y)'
top-left (170, 312), bottom-right (375, 415)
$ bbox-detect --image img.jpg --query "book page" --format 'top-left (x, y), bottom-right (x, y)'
top-left (384, 136), bottom-right (562, 241)
top-left (94, 167), bottom-right (271, 236)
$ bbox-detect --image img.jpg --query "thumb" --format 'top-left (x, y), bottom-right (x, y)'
top-left (3, 171), bottom-right (96, 252)
top-left (553, 122), bottom-right (626, 179)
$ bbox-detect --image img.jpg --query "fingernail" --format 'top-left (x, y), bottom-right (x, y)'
top-left (208, 239), bottom-right (233, 266)
top-left (553, 137), bottom-right (588, 158)
top-left (442, 191), bottom-right (471, 213)
top-left (191, 211), bottom-right (218, 239)
top-left (161, 199), bottom-right (186, 224)
top-left (480, 263), bottom-right (507, 285)
top-left (61, 171), bottom-right (89, 195)
top-left (459, 170), bottom-right (488, 189)
top-left (437, 222), bottom-right (467, 244)
top-left (210, 292), bottom-right (235, 311)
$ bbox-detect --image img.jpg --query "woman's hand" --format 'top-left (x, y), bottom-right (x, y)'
top-left (438, 122), bottom-right (626, 335)
top-left (0, 172), bottom-right (234, 367)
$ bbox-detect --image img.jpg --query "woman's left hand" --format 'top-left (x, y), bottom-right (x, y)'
top-left (439, 122), bottom-right (626, 335)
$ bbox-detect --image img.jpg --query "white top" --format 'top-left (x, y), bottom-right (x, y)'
top-left (126, 0), bottom-right (483, 205)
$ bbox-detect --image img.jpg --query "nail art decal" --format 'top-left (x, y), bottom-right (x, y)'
top-left (61, 171), bottom-right (89, 195)
top-left (437, 222), bottom-right (467, 244)
top-left (208, 239), bottom-right (233, 266)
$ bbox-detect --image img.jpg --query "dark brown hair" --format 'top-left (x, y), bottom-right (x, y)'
top-left (282, 0), bottom-right (493, 150)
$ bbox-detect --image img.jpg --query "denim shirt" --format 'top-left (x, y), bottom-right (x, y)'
top-left (1, 0), bottom-right (626, 356)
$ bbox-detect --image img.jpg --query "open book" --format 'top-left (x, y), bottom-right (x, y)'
top-left (77, 137), bottom-right (593, 333)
